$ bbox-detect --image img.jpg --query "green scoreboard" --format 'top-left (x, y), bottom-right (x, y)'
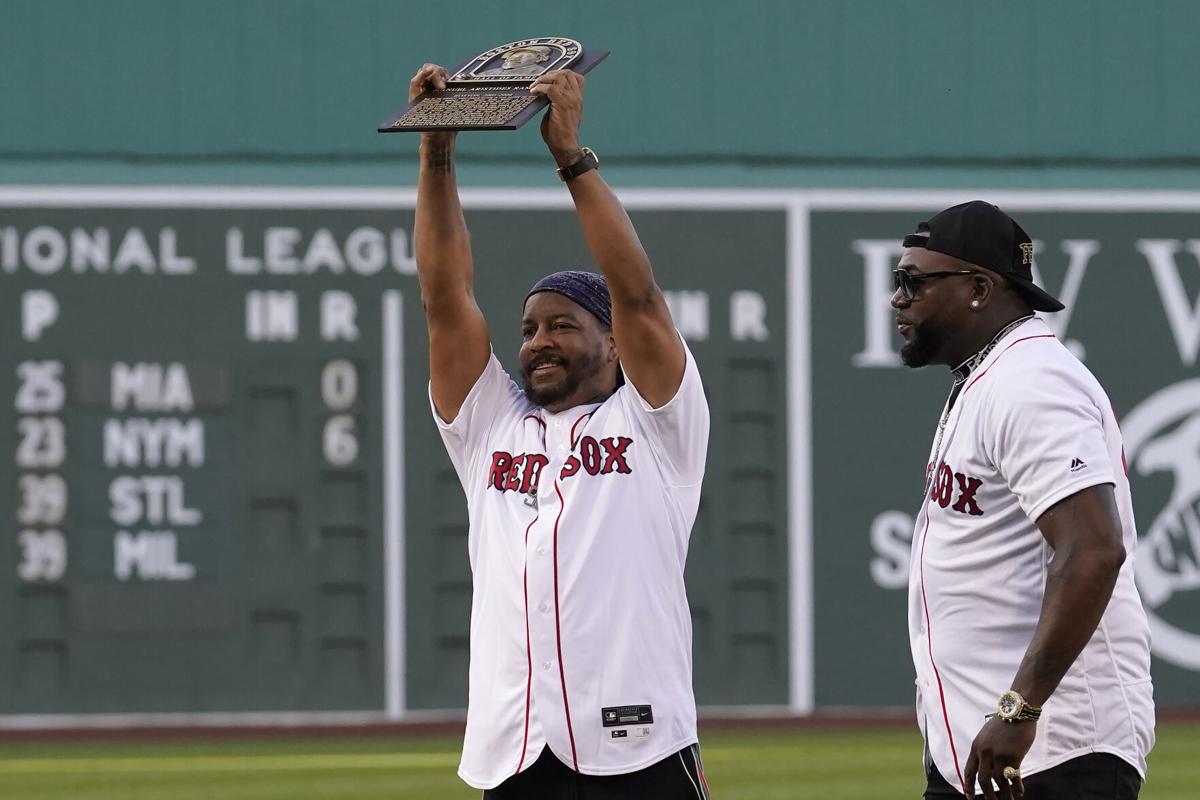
top-left (0, 188), bottom-right (793, 720)
top-left (3, 187), bottom-right (1198, 724)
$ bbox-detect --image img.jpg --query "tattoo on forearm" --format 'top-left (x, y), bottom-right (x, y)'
top-left (423, 145), bottom-right (454, 174)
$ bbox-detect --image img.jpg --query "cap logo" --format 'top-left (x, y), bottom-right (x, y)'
top-left (1019, 242), bottom-right (1035, 265)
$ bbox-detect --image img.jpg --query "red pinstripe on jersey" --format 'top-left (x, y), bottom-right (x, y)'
top-left (514, 508), bottom-right (541, 776)
top-left (552, 479), bottom-right (579, 771)
top-left (569, 410), bottom-right (595, 449)
top-left (918, 508), bottom-right (967, 795)
top-left (523, 413), bottom-right (547, 449)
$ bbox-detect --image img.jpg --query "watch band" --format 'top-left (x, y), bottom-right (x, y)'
top-left (986, 690), bottom-right (1042, 723)
top-left (557, 147), bottom-right (599, 181)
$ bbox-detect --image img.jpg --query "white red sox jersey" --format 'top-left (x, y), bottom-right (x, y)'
top-left (908, 317), bottom-right (1155, 796)
top-left (432, 342), bottom-right (709, 790)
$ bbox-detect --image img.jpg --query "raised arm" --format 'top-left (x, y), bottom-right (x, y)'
top-left (411, 64), bottom-right (491, 422)
top-left (531, 71), bottom-right (685, 408)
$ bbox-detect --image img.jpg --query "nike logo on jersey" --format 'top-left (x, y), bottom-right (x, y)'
top-left (1069, 457), bottom-right (1087, 473)
top-left (928, 461), bottom-right (985, 516)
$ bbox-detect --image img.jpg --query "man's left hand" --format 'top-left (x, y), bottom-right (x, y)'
top-left (531, 70), bottom-right (585, 166)
top-left (963, 717), bottom-right (1036, 800)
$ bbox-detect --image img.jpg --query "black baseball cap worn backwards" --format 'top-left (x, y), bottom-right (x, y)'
top-left (902, 200), bottom-right (1065, 312)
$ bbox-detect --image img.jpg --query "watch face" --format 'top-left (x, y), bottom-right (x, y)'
top-left (998, 692), bottom-right (1021, 718)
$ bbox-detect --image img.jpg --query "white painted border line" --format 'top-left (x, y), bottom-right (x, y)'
top-left (0, 185), bottom-right (795, 210)
top-left (786, 199), bottom-right (814, 713)
top-left (0, 711), bottom-right (398, 730)
top-left (5, 186), bottom-right (1200, 211)
top-left (802, 189), bottom-right (1200, 210)
top-left (383, 291), bottom-right (406, 717)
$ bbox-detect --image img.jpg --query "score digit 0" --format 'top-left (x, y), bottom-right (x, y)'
top-left (321, 360), bottom-right (360, 467)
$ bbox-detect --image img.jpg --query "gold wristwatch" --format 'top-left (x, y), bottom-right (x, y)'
top-left (986, 690), bottom-right (1042, 723)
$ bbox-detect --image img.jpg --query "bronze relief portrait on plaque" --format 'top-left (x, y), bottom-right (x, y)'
top-left (457, 38), bottom-right (582, 81)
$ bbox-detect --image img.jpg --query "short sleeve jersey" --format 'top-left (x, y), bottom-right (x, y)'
top-left (908, 317), bottom-right (1155, 796)
top-left (432, 343), bottom-right (710, 790)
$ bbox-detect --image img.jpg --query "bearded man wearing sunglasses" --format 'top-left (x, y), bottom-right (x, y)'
top-left (893, 201), bottom-right (1154, 800)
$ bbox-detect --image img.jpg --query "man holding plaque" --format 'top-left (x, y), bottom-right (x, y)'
top-left (411, 62), bottom-right (712, 800)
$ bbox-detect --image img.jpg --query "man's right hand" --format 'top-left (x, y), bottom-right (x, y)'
top-left (409, 63), bottom-right (457, 150)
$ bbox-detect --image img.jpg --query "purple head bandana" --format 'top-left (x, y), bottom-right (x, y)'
top-left (524, 270), bottom-right (612, 328)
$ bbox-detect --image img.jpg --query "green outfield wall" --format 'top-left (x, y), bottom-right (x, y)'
top-left (4, 0), bottom-right (1200, 188)
top-left (2, 2), bottom-right (1198, 723)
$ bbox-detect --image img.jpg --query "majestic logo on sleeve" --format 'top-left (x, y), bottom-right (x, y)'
top-left (1123, 378), bottom-right (1200, 670)
top-left (927, 461), bottom-right (985, 516)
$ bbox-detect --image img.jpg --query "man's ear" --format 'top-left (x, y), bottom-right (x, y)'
top-left (972, 274), bottom-right (996, 307)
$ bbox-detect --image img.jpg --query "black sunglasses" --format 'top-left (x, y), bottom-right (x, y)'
top-left (892, 268), bottom-right (978, 301)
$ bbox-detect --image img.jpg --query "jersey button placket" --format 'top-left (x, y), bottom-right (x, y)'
top-left (529, 418), bottom-right (568, 724)
top-left (525, 476), bottom-right (558, 717)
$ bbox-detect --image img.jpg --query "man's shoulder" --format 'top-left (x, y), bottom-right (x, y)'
top-left (616, 342), bottom-right (709, 414)
top-left (979, 331), bottom-right (1079, 382)
top-left (445, 356), bottom-right (537, 430)
top-left (977, 339), bottom-right (1108, 412)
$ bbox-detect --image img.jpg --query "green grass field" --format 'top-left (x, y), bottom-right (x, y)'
top-left (0, 723), bottom-right (1194, 799)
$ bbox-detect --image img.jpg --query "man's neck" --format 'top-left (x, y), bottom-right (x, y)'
top-left (946, 312), bottom-right (1035, 379)
top-left (543, 386), bottom-right (617, 414)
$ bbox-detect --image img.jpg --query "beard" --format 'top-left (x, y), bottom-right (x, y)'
top-left (522, 347), bottom-right (604, 408)
top-left (900, 315), bottom-right (949, 368)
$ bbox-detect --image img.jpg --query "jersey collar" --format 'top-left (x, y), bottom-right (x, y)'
top-left (950, 313), bottom-right (1037, 385)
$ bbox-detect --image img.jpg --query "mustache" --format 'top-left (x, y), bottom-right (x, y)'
top-left (527, 354), bottom-right (566, 371)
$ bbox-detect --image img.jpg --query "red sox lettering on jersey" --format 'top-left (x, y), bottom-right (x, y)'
top-left (433, 345), bottom-right (709, 791)
top-left (926, 461), bottom-right (984, 516)
top-left (908, 318), bottom-right (1154, 796)
top-left (488, 435), bottom-right (633, 497)
top-left (488, 452), bottom-right (550, 495)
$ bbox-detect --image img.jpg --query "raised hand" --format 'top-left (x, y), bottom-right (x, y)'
top-left (408, 63), bottom-right (456, 150)
top-left (530, 70), bottom-right (585, 166)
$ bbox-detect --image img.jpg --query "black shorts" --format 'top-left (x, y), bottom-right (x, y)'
top-left (924, 752), bottom-right (1141, 799)
top-left (483, 743), bottom-right (711, 800)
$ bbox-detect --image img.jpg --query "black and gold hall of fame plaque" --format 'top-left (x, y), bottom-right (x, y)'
top-left (378, 38), bottom-right (609, 132)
